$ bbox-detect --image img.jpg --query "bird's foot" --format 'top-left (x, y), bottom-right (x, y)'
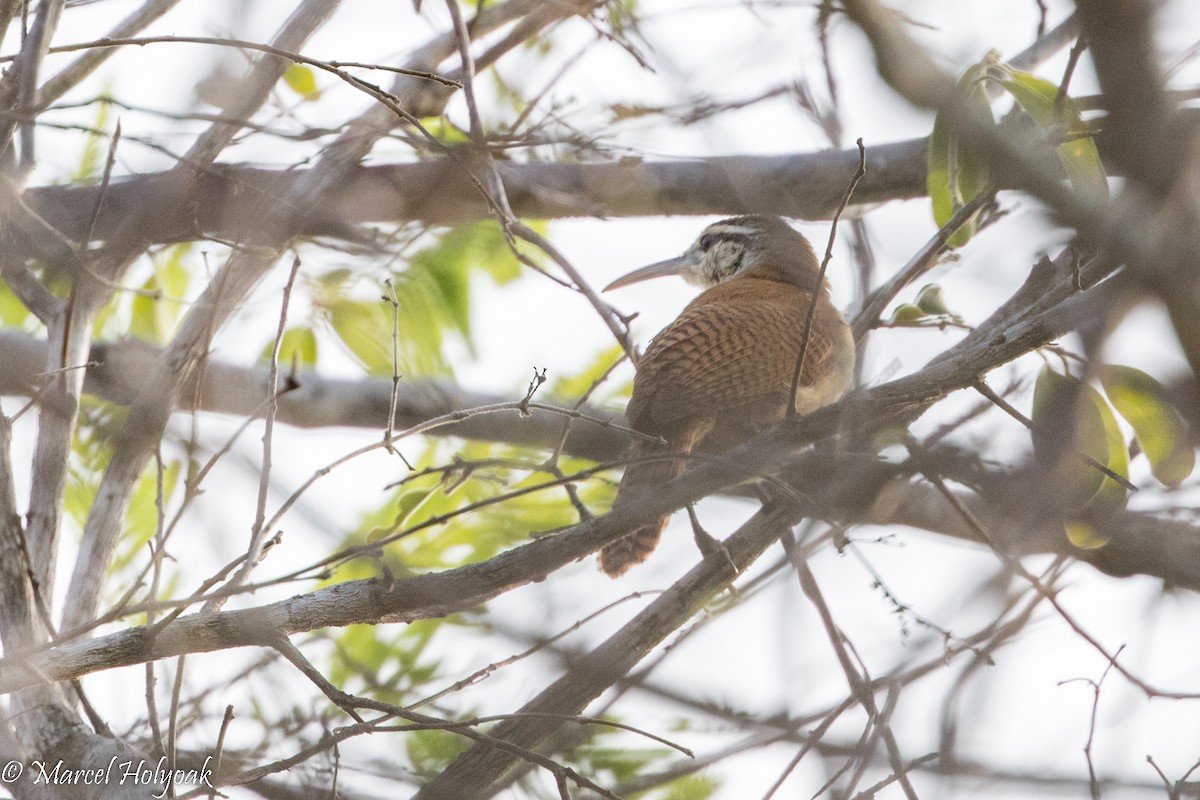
top-left (686, 505), bottom-right (740, 577)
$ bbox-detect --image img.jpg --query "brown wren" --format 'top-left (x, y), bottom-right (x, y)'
top-left (600, 215), bottom-right (855, 577)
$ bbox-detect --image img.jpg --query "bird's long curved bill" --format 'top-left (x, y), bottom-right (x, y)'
top-left (603, 254), bottom-right (699, 292)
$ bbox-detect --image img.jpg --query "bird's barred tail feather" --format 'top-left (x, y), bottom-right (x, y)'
top-left (599, 426), bottom-right (704, 577)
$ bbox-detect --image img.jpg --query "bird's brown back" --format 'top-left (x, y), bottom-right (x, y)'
top-left (625, 276), bottom-right (853, 444)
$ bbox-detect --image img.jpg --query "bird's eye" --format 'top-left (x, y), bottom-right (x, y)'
top-left (699, 233), bottom-right (716, 251)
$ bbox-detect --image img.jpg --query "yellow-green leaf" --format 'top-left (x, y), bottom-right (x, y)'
top-left (261, 326), bottom-right (318, 367)
top-left (324, 297), bottom-right (394, 374)
top-left (928, 62), bottom-right (994, 247)
top-left (1092, 381), bottom-right (1130, 506)
top-left (549, 343), bottom-right (628, 404)
top-left (1031, 367), bottom-right (1128, 509)
top-left (990, 64), bottom-right (1109, 202)
top-left (888, 303), bottom-right (927, 325)
top-left (1065, 520), bottom-right (1109, 550)
top-left (393, 487), bottom-right (438, 532)
top-left (113, 460), bottom-right (181, 572)
top-left (1100, 365), bottom-right (1195, 487)
top-left (0, 279), bottom-right (33, 328)
top-left (418, 115), bottom-right (471, 145)
top-left (916, 283), bottom-right (951, 316)
top-left (130, 279), bottom-right (166, 343)
top-left (130, 246), bottom-right (191, 343)
top-left (283, 63), bottom-right (320, 100)
top-left (407, 729), bottom-right (469, 775)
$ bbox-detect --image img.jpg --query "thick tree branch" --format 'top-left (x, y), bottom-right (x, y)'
top-left (20, 141), bottom-right (928, 247)
top-left (0, 332), bottom-right (629, 461)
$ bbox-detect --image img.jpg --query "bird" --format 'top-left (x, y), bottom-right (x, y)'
top-left (599, 215), bottom-right (855, 577)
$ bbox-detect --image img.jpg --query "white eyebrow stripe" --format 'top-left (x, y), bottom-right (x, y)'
top-left (706, 225), bottom-right (758, 236)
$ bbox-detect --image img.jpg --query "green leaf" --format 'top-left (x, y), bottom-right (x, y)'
top-left (1065, 520), bottom-right (1110, 550)
top-left (1093, 383), bottom-right (1130, 506)
top-left (1100, 365), bottom-right (1195, 487)
top-left (157, 244), bottom-right (191, 298)
top-left (324, 297), bottom-right (394, 374)
top-left (418, 115), bottom-right (471, 145)
top-left (1032, 367), bottom-right (1128, 510)
top-left (990, 64), bottom-right (1109, 203)
top-left (0, 279), bottom-right (33, 328)
top-left (916, 283), bottom-right (951, 316)
top-left (888, 303), bottom-right (927, 325)
top-left (410, 221), bottom-right (524, 340)
top-left (548, 343), bottom-right (629, 404)
top-left (131, 245), bottom-right (191, 343)
top-left (113, 460), bottom-right (181, 572)
top-left (928, 63), bottom-right (993, 248)
top-left (130, 279), bottom-right (163, 342)
top-left (369, 487), bottom-right (439, 543)
top-left (70, 97), bottom-right (111, 184)
top-left (283, 63), bottom-right (320, 99)
top-left (661, 774), bottom-right (720, 800)
top-left (261, 326), bottom-right (318, 367)
top-left (407, 728), bottom-right (469, 774)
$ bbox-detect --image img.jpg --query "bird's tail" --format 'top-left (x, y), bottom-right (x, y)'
top-left (599, 427), bottom-right (702, 577)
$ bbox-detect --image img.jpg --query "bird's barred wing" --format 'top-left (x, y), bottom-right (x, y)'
top-left (625, 284), bottom-right (846, 435)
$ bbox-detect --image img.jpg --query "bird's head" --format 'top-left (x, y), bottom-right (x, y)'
top-left (604, 215), bottom-right (823, 292)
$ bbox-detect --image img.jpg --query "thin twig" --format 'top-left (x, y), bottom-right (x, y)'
top-left (213, 255), bottom-right (304, 609)
top-left (381, 278), bottom-right (413, 469)
top-left (789, 138), bottom-right (866, 417)
top-left (1055, 34), bottom-right (1089, 111)
top-left (973, 378), bottom-right (1137, 492)
top-left (83, 117), bottom-right (120, 249)
top-left (1059, 643), bottom-right (1124, 800)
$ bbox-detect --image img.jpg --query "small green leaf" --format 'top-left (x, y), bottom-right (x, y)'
top-left (130, 278), bottom-right (166, 343)
top-left (661, 774), bottom-right (720, 800)
top-left (928, 63), bottom-right (994, 247)
top-left (324, 297), bottom-right (394, 374)
top-left (1032, 367), bottom-right (1128, 510)
top-left (409, 221), bottom-right (524, 340)
top-left (548, 343), bottom-right (628, 403)
top-left (261, 326), bottom-right (318, 367)
top-left (157, 244), bottom-right (192, 298)
top-left (0, 279), bottom-right (33, 328)
top-left (1093, 382), bottom-right (1130, 506)
top-left (870, 425), bottom-right (910, 452)
top-left (1065, 520), bottom-right (1109, 550)
top-left (315, 267), bottom-right (353, 292)
top-left (114, 460), bottom-right (181, 572)
top-left (1100, 365), bottom-right (1195, 487)
top-left (888, 303), bottom-right (927, 325)
top-left (418, 115), bottom-right (471, 145)
top-left (990, 64), bottom-right (1109, 202)
top-left (283, 63), bottom-right (320, 99)
top-left (392, 488), bottom-right (438, 533)
top-left (407, 729), bottom-right (469, 774)
top-left (916, 284), bottom-right (951, 316)
top-left (130, 246), bottom-right (191, 343)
